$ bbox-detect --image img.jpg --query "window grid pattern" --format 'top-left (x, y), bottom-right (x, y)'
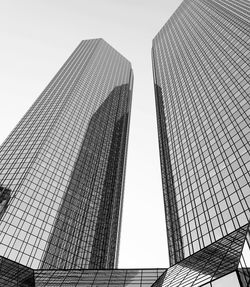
top-left (34, 268), bottom-right (165, 287)
top-left (0, 256), bottom-right (35, 287)
top-left (152, 224), bottom-right (249, 287)
top-left (0, 39), bottom-right (133, 270)
top-left (152, 0), bottom-right (250, 265)
top-left (40, 83), bottom-right (132, 270)
top-left (237, 224), bottom-right (250, 287)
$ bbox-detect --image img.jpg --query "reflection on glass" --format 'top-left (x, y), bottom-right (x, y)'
top-left (0, 39), bottom-right (133, 269)
top-left (34, 268), bottom-right (165, 286)
top-left (237, 224), bottom-right (250, 287)
top-left (0, 256), bottom-right (35, 286)
top-left (0, 186), bottom-right (11, 220)
top-left (152, 0), bottom-right (250, 266)
top-left (152, 225), bottom-right (248, 287)
top-left (41, 84), bottom-right (132, 270)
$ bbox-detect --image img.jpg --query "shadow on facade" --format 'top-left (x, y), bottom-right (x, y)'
top-left (0, 186), bottom-right (11, 221)
top-left (40, 83), bottom-right (131, 269)
top-left (154, 84), bottom-right (184, 266)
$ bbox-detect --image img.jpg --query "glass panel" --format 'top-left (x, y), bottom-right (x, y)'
top-left (212, 272), bottom-right (241, 287)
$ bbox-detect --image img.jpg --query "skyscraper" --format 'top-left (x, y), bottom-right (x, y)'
top-left (0, 39), bottom-right (133, 270)
top-left (152, 0), bottom-right (249, 286)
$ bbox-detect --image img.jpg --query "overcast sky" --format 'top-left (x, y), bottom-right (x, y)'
top-left (0, 0), bottom-right (182, 268)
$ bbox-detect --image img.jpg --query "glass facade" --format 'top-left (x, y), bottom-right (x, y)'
top-left (0, 256), bottom-right (164, 287)
top-left (152, 224), bottom-right (249, 287)
top-left (0, 256), bottom-right (35, 287)
top-left (155, 271), bottom-right (243, 287)
top-left (0, 39), bottom-right (133, 270)
top-left (34, 268), bottom-right (165, 286)
top-left (237, 224), bottom-right (250, 287)
top-left (152, 0), bottom-right (250, 266)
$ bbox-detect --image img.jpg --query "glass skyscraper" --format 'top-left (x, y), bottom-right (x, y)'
top-left (0, 38), bottom-right (133, 270)
top-left (152, 0), bottom-right (249, 286)
top-left (1, 0), bottom-right (250, 286)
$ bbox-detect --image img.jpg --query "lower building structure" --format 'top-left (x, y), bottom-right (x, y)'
top-left (0, 257), bottom-right (165, 287)
top-left (152, 223), bottom-right (250, 287)
top-left (1, 223), bottom-right (249, 287)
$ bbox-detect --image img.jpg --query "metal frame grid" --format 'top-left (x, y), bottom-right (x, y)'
top-left (34, 268), bottom-right (165, 287)
top-left (0, 39), bottom-right (133, 270)
top-left (0, 256), bottom-right (35, 287)
top-left (152, 224), bottom-right (249, 287)
top-left (152, 0), bottom-right (250, 265)
top-left (237, 224), bottom-right (250, 287)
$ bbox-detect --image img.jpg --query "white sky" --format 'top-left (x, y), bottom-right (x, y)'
top-left (0, 0), bottom-right (182, 268)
